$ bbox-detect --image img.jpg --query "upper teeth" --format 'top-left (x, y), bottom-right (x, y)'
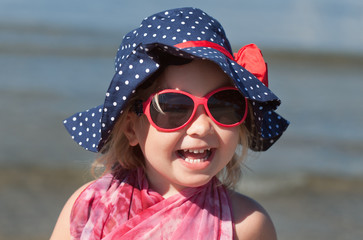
top-left (183, 149), bottom-right (210, 154)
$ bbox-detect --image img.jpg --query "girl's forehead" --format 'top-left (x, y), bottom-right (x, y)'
top-left (157, 59), bottom-right (232, 93)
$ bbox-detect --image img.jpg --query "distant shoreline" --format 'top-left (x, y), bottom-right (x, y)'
top-left (1, 21), bottom-right (363, 61)
top-left (1, 165), bottom-right (362, 195)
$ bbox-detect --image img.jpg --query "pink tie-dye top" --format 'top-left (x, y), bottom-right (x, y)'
top-left (70, 168), bottom-right (234, 239)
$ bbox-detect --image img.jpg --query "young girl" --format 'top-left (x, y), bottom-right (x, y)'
top-left (51, 7), bottom-right (288, 240)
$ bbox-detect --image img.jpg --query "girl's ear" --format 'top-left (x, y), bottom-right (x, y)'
top-left (123, 113), bottom-right (139, 146)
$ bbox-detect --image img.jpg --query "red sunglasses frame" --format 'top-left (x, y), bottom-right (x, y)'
top-left (140, 86), bottom-right (248, 132)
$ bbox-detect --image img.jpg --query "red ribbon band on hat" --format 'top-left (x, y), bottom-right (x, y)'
top-left (175, 41), bottom-right (235, 60)
top-left (175, 41), bottom-right (268, 87)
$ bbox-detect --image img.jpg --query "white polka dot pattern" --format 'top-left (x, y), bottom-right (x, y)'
top-left (63, 7), bottom-right (289, 152)
top-left (63, 106), bottom-right (103, 151)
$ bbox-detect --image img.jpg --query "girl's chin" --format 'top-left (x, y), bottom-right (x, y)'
top-left (173, 172), bottom-right (214, 189)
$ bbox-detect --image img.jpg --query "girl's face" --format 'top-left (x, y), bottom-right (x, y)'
top-left (125, 59), bottom-right (240, 197)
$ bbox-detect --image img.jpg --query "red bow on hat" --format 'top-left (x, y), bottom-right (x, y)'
top-left (233, 43), bottom-right (268, 87)
top-left (175, 42), bottom-right (268, 87)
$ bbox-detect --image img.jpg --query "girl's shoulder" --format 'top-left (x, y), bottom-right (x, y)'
top-left (228, 189), bottom-right (277, 240)
top-left (50, 181), bottom-right (94, 240)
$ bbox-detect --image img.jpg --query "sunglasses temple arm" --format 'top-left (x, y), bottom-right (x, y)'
top-left (133, 100), bottom-right (144, 116)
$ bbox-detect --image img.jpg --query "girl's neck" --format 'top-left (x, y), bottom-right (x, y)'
top-left (145, 170), bottom-right (186, 198)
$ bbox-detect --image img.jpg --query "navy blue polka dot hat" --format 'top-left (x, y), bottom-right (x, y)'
top-left (63, 7), bottom-right (289, 152)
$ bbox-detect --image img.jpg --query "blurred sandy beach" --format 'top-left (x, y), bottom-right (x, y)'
top-left (1, 164), bottom-right (363, 240)
top-left (1, 0), bottom-right (363, 239)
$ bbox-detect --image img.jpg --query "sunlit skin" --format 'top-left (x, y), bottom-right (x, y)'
top-left (124, 59), bottom-right (240, 198)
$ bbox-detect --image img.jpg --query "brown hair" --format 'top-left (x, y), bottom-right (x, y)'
top-left (92, 56), bottom-right (252, 189)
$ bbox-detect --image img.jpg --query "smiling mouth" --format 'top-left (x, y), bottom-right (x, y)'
top-left (177, 148), bottom-right (212, 163)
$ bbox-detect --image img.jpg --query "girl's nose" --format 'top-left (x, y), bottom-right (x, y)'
top-left (185, 105), bottom-right (214, 137)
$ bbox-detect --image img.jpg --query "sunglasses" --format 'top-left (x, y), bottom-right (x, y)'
top-left (135, 86), bottom-right (248, 132)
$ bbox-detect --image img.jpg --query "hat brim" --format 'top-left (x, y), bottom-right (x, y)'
top-left (64, 105), bottom-right (103, 152)
top-left (64, 42), bottom-right (289, 152)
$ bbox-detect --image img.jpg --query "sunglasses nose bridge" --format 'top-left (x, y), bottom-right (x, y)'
top-left (185, 97), bottom-right (215, 136)
top-left (187, 97), bottom-right (213, 125)
top-left (192, 96), bottom-right (209, 115)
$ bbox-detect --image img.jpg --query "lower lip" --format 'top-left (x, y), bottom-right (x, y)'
top-left (178, 151), bottom-right (214, 170)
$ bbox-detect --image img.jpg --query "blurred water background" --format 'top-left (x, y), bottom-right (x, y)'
top-left (0, 0), bottom-right (362, 239)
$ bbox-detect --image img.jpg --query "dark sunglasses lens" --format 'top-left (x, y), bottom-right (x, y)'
top-left (208, 90), bottom-right (246, 125)
top-left (149, 93), bottom-right (194, 129)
